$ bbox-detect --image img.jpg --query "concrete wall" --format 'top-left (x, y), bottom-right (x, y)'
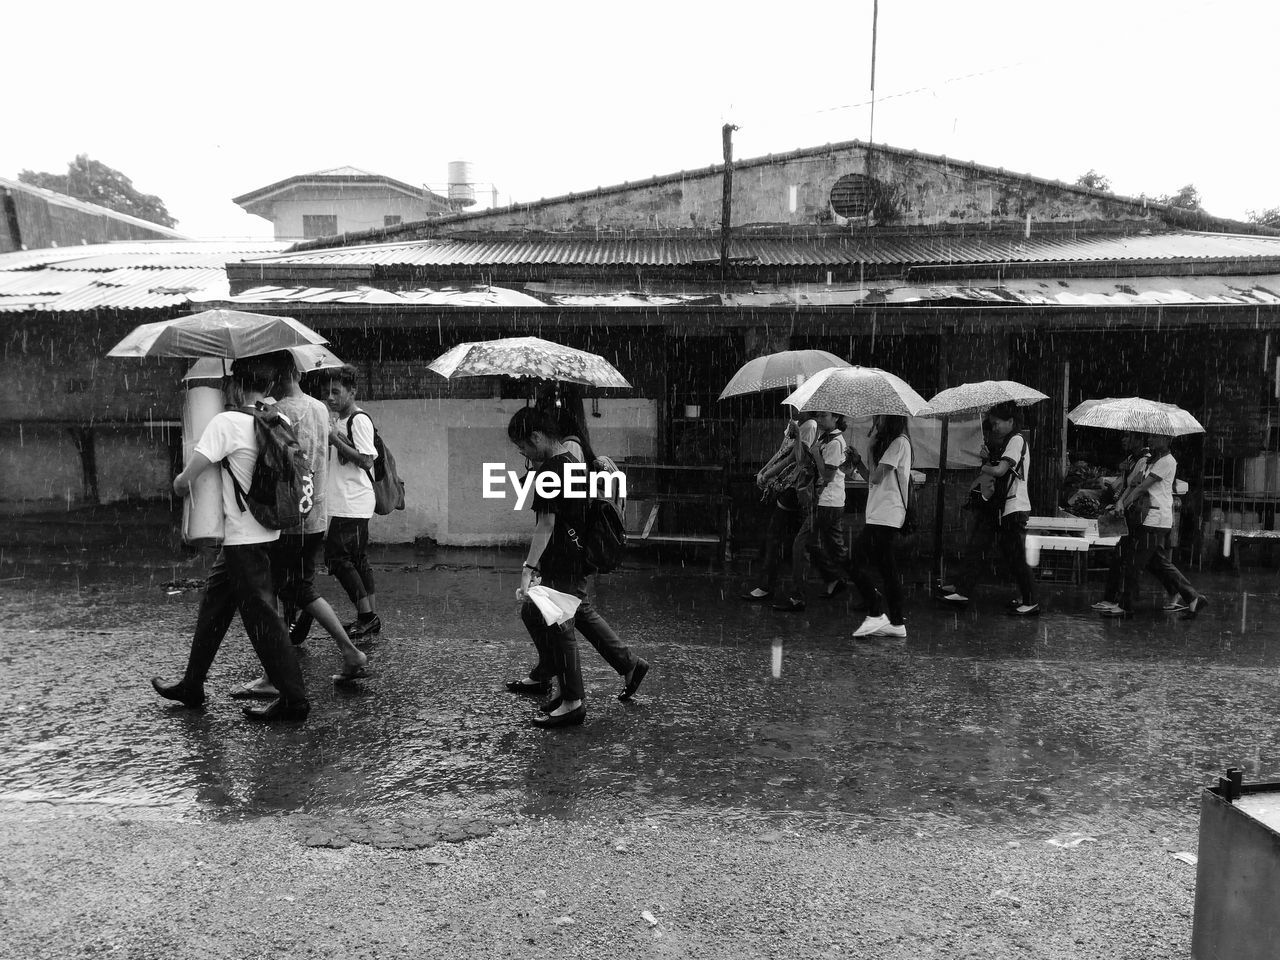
top-left (266, 187), bottom-right (446, 240)
top-left (436, 144), bottom-right (1155, 235)
top-left (360, 397), bottom-right (657, 545)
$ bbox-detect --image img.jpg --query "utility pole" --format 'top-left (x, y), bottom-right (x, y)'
top-left (720, 123), bottom-right (738, 284)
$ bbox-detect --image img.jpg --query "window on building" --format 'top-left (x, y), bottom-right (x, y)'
top-left (830, 174), bottom-right (880, 218)
top-left (384, 215), bottom-right (402, 228)
top-left (302, 215), bottom-right (338, 239)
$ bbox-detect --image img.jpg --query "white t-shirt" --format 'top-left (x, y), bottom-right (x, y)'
top-left (865, 435), bottom-right (911, 528)
top-left (328, 409), bottom-right (377, 519)
top-left (193, 409), bottom-right (279, 546)
top-left (815, 430), bottom-right (847, 508)
top-left (1143, 452), bottom-right (1177, 529)
top-left (274, 393), bottom-right (330, 535)
top-left (1000, 433), bottom-right (1031, 517)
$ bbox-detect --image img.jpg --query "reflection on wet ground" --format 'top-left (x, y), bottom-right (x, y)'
top-left (3, 543), bottom-right (1280, 833)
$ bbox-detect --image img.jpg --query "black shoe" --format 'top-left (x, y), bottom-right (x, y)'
top-left (538, 695), bottom-right (563, 715)
top-left (242, 697), bottom-right (310, 722)
top-left (348, 615), bottom-right (382, 639)
top-left (151, 676), bottom-right (205, 709)
top-left (772, 597), bottom-right (806, 612)
top-left (290, 613), bottom-right (314, 646)
top-left (620, 659), bottom-right (650, 701)
top-left (531, 705), bottom-right (586, 729)
top-left (506, 677), bottom-right (553, 696)
top-left (822, 580), bottom-right (847, 600)
top-left (1183, 595), bottom-right (1210, 619)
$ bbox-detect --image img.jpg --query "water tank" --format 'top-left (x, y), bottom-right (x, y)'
top-left (447, 160), bottom-right (475, 206)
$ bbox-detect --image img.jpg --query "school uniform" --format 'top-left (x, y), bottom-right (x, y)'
top-left (954, 431), bottom-right (1036, 606)
top-left (1118, 452), bottom-right (1199, 612)
top-left (848, 435), bottom-right (912, 625)
top-left (807, 429), bottom-right (850, 588)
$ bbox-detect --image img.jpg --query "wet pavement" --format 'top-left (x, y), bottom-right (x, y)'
top-left (3, 512), bottom-right (1280, 839)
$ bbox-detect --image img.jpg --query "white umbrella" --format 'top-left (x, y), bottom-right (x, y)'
top-left (1067, 397), bottom-right (1205, 436)
top-left (782, 366), bottom-right (927, 419)
top-left (428, 336), bottom-right (630, 388)
top-left (918, 380), bottom-right (1049, 419)
top-left (108, 309), bottom-right (325, 359)
top-left (718, 350), bottom-right (851, 399)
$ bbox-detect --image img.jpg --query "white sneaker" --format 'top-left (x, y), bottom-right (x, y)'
top-left (940, 592), bottom-right (970, 603)
top-left (1091, 600), bottom-right (1119, 611)
top-left (873, 622), bottom-right (907, 638)
top-left (853, 614), bottom-right (890, 637)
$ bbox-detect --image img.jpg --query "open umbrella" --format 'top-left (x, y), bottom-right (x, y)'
top-left (427, 336), bottom-right (630, 388)
top-left (1067, 397), bottom-right (1205, 436)
top-left (918, 380), bottom-right (1049, 419)
top-left (718, 350), bottom-right (851, 399)
top-left (108, 309), bottom-right (326, 359)
top-left (781, 366), bottom-right (927, 418)
top-left (182, 344), bottom-right (345, 382)
top-left (916, 380), bottom-right (1049, 583)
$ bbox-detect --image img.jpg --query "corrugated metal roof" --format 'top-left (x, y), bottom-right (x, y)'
top-left (243, 231), bottom-right (1280, 270)
top-left (0, 240), bottom-right (290, 272)
top-left (216, 275), bottom-right (1280, 310)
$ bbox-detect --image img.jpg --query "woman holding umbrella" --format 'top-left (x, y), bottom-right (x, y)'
top-left (846, 415), bottom-right (913, 638)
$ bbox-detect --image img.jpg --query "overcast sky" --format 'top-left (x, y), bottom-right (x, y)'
top-left (6, 0), bottom-right (1277, 238)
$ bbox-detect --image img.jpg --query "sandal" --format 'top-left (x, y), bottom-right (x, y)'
top-left (332, 663), bottom-right (370, 684)
top-left (229, 679), bottom-right (278, 699)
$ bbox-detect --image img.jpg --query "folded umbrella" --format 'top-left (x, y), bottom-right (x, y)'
top-left (428, 336), bottom-right (630, 388)
top-left (108, 309), bottom-right (326, 359)
top-left (718, 350), bottom-right (851, 399)
top-left (781, 366), bottom-right (927, 419)
top-left (1067, 397), bottom-right (1205, 436)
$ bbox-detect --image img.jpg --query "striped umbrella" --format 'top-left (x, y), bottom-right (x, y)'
top-left (781, 366), bottom-right (927, 418)
top-left (718, 350), bottom-right (851, 399)
top-left (918, 380), bottom-right (1049, 419)
top-left (1067, 397), bottom-right (1205, 436)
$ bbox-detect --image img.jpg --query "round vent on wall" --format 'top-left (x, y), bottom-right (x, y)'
top-left (830, 173), bottom-right (879, 218)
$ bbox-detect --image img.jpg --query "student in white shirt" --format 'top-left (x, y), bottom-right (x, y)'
top-left (1104, 434), bottom-right (1207, 618)
top-left (772, 412), bottom-right (821, 612)
top-left (150, 356), bottom-right (310, 722)
top-left (324, 365), bottom-right (381, 638)
top-left (805, 411), bottom-right (851, 600)
top-left (940, 402), bottom-right (1039, 616)
top-left (847, 415), bottom-right (913, 637)
top-left (743, 411), bottom-right (808, 603)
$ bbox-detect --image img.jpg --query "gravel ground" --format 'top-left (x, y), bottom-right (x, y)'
top-left (1, 807), bottom-right (1197, 959)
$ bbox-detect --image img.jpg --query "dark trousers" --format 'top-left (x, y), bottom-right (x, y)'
top-left (786, 509), bottom-right (816, 600)
top-left (807, 505), bottom-right (849, 588)
top-left (755, 504), bottom-right (803, 598)
top-left (274, 531), bottom-right (324, 610)
top-left (848, 524), bottom-right (905, 625)
top-left (183, 543), bottom-right (307, 705)
top-left (325, 516), bottom-right (375, 606)
top-left (954, 510), bottom-right (1036, 605)
top-left (520, 576), bottom-right (600, 702)
top-left (1119, 527), bottom-right (1197, 611)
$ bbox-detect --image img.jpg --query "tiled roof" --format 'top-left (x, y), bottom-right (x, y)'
top-left (0, 240), bottom-right (290, 312)
top-left (236, 231), bottom-right (1280, 272)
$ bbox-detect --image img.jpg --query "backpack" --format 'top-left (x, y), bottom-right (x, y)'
top-left (561, 439), bottom-right (626, 575)
top-left (222, 404), bottom-right (312, 530)
top-left (346, 412), bottom-right (406, 515)
top-left (992, 430), bottom-right (1029, 525)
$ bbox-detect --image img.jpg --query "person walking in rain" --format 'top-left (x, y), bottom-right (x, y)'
top-left (232, 352), bottom-right (369, 699)
top-left (742, 409), bottom-right (807, 603)
top-left (1091, 431), bottom-right (1150, 615)
top-left (807, 411), bottom-right (851, 600)
top-left (508, 408), bottom-right (643, 728)
top-left (847, 415), bottom-right (913, 638)
top-left (770, 410), bottom-right (821, 612)
top-left (1102, 433), bottom-right (1208, 618)
top-left (939, 401), bottom-right (1039, 616)
top-left (324, 364), bottom-right (382, 638)
top-left (150, 356), bottom-right (310, 722)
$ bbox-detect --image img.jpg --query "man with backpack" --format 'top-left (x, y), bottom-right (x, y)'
top-left (150, 356), bottom-right (310, 722)
top-left (324, 364), bottom-right (382, 639)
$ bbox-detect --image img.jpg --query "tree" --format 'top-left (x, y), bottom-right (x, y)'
top-left (19, 154), bottom-right (176, 227)
top-left (1160, 184), bottom-right (1202, 211)
top-left (1075, 169), bottom-right (1111, 192)
top-left (1247, 207), bottom-right (1280, 227)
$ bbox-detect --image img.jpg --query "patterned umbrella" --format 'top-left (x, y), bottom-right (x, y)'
top-left (918, 380), bottom-right (1049, 419)
top-left (428, 336), bottom-right (631, 388)
top-left (718, 350), bottom-right (851, 399)
top-left (1067, 397), bottom-right (1205, 436)
top-left (781, 366), bottom-right (927, 418)
top-left (108, 309), bottom-right (326, 359)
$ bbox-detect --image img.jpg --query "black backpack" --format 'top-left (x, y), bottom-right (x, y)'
top-left (222, 404), bottom-right (313, 530)
top-left (346, 412), bottom-right (406, 515)
top-left (561, 438), bottom-right (626, 574)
